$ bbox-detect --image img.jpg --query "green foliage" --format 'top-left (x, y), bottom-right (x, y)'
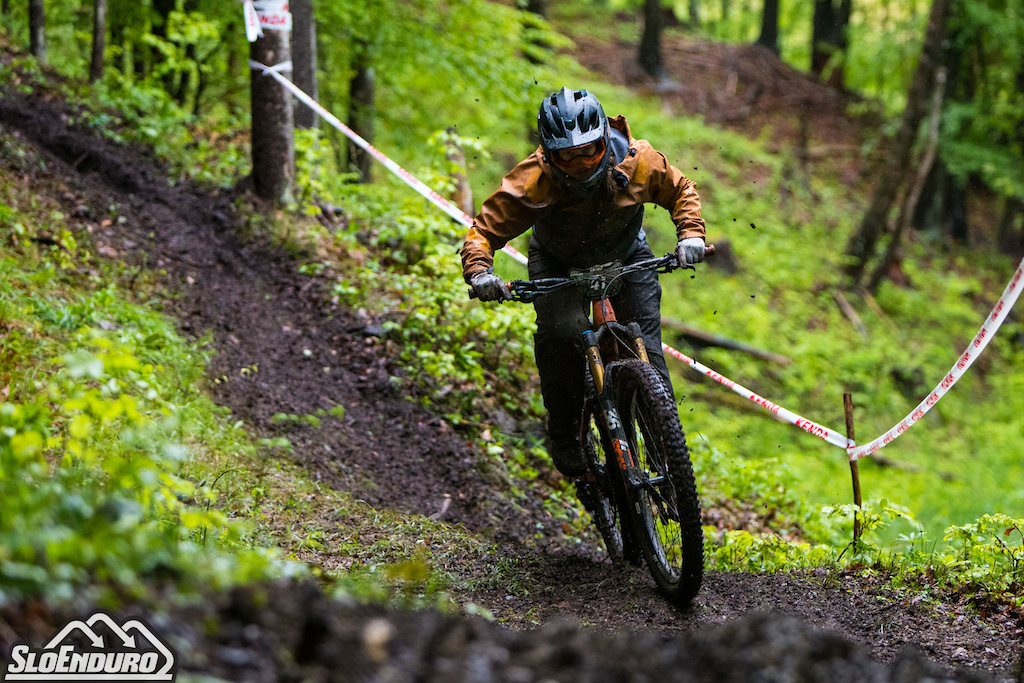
top-left (941, 514), bottom-right (1024, 599)
top-left (0, 202), bottom-right (296, 604)
top-left (706, 529), bottom-right (837, 573)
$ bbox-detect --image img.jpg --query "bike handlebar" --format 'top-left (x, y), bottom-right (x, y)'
top-left (468, 244), bottom-right (715, 302)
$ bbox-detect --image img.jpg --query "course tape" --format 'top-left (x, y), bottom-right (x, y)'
top-left (661, 343), bottom-right (853, 449)
top-left (247, 60), bottom-right (529, 266)
top-left (248, 59), bottom-right (1024, 462)
top-left (846, 257), bottom-right (1024, 460)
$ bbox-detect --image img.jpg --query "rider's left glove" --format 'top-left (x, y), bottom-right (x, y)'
top-left (675, 237), bottom-right (706, 266)
top-left (470, 270), bottom-right (512, 302)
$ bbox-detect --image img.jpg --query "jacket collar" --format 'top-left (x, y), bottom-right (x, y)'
top-left (607, 115), bottom-right (639, 179)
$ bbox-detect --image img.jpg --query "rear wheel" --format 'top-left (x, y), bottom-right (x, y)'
top-left (612, 359), bottom-right (704, 605)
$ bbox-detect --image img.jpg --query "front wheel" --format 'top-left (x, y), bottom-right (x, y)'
top-left (612, 359), bottom-right (704, 606)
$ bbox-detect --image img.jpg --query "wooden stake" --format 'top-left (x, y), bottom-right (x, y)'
top-left (844, 392), bottom-right (862, 544)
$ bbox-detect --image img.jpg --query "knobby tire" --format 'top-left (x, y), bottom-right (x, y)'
top-left (612, 359), bottom-right (704, 605)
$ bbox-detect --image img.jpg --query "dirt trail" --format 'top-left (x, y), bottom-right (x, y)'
top-left (0, 91), bottom-right (1020, 679)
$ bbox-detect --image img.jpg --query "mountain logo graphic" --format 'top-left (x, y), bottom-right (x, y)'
top-left (3, 612), bottom-right (177, 681)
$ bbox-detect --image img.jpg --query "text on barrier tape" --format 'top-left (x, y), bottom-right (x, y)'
top-left (846, 257), bottom-right (1024, 460)
top-left (661, 343), bottom-right (853, 449)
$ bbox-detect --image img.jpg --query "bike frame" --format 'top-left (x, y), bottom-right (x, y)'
top-left (504, 252), bottom-right (687, 492)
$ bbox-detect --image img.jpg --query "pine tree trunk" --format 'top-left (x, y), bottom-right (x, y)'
top-left (689, 0), bottom-right (701, 26)
top-left (250, 26), bottom-right (295, 202)
top-left (291, 0), bottom-right (318, 129)
top-left (89, 0), bottom-right (107, 82)
top-left (843, 0), bottom-right (952, 284)
top-left (756, 0), bottom-right (780, 55)
top-left (29, 0), bottom-right (46, 63)
top-left (639, 0), bottom-right (663, 78)
top-left (348, 42), bottom-right (374, 182)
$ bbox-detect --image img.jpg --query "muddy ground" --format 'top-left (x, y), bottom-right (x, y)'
top-left (0, 67), bottom-right (1021, 680)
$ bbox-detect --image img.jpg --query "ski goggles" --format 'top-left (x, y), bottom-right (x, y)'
top-left (551, 139), bottom-right (606, 177)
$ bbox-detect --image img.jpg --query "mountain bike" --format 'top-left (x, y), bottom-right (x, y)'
top-left (481, 248), bottom-right (711, 606)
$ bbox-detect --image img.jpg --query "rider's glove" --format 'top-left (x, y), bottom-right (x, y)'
top-left (469, 270), bottom-right (512, 302)
top-left (675, 237), bottom-right (706, 266)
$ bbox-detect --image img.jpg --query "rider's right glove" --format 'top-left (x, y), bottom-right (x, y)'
top-left (470, 270), bottom-right (512, 302)
top-left (675, 237), bottom-right (706, 266)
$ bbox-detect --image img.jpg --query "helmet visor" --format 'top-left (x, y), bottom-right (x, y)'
top-left (551, 139), bottom-right (607, 179)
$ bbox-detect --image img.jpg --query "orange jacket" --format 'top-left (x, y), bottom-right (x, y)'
top-left (460, 115), bottom-right (705, 280)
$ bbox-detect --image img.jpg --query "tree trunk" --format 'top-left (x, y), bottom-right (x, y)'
top-left (29, 0), bottom-right (46, 63)
top-left (639, 0), bottom-right (663, 78)
top-left (999, 199), bottom-right (1024, 251)
top-left (2, 0), bottom-right (11, 15)
top-left (523, 0), bottom-right (550, 64)
top-left (811, 0), bottom-right (851, 86)
top-left (689, 0), bottom-right (700, 26)
top-left (445, 127), bottom-right (474, 217)
top-left (152, 0), bottom-right (176, 94)
top-left (226, 23), bottom-right (242, 117)
top-left (348, 42), bottom-right (375, 182)
top-left (948, 177), bottom-right (968, 244)
top-left (868, 68), bottom-right (946, 292)
top-left (291, 0), bottom-right (318, 129)
top-left (250, 26), bottom-right (295, 202)
top-left (89, 0), bottom-right (107, 82)
top-left (756, 0), bottom-right (780, 55)
top-left (843, 0), bottom-right (952, 284)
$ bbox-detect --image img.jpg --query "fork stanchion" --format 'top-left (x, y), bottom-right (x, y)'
top-left (844, 392), bottom-right (862, 545)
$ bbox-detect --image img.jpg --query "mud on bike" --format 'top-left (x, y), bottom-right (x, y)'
top-left (476, 249), bottom-right (711, 606)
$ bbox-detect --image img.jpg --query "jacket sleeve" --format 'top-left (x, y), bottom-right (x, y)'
top-left (643, 146), bottom-right (706, 242)
top-left (460, 158), bottom-right (546, 282)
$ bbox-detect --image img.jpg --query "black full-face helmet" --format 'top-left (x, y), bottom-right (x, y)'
top-left (538, 87), bottom-right (612, 193)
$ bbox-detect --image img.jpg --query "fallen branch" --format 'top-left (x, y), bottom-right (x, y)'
top-left (661, 317), bottom-right (792, 365)
top-left (833, 290), bottom-right (867, 338)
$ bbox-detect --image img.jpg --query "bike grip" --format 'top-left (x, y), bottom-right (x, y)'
top-left (705, 244), bottom-right (716, 256)
top-left (467, 287), bottom-right (478, 299)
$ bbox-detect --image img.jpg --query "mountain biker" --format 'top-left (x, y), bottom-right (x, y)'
top-left (461, 86), bottom-right (707, 481)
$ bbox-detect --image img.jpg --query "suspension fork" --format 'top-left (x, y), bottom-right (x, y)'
top-left (582, 329), bottom-right (643, 486)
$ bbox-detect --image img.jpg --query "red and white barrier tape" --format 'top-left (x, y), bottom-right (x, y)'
top-left (846, 257), bottom-right (1024, 460)
top-left (661, 343), bottom-right (853, 449)
top-left (248, 59), bottom-right (1024, 463)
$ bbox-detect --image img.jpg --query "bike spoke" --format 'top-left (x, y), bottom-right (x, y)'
top-left (626, 393), bottom-right (686, 579)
